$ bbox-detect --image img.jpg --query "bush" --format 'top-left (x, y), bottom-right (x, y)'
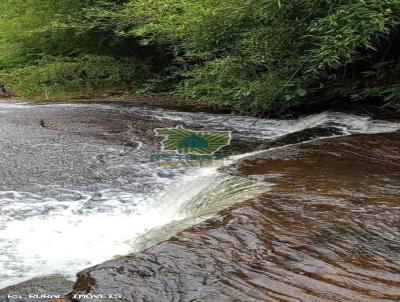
top-left (1, 0), bottom-right (399, 114)
top-left (129, 0), bottom-right (400, 114)
top-left (0, 55), bottom-right (150, 100)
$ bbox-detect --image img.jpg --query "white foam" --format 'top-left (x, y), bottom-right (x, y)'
top-left (291, 112), bottom-right (400, 134)
top-left (0, 169), bottom-right (223, 288)
top-left (123, 108), bottom-right (400, 139)
top-left (0, 190), bottom-right (179, 288)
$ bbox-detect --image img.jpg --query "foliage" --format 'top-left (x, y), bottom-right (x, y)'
top-left (0, 55), bottom-right (149, 100)
top-left (354, 84), bottom-right (400, 109)
top-left (0, 0), bottom-right (399, 114)
top-left (306, 0), bottom-right (400, 72)
top-left (128, 0), bottom-right (400, 113)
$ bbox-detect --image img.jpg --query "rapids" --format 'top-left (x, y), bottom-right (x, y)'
top-left (0, 101), bottom-right (399, 297)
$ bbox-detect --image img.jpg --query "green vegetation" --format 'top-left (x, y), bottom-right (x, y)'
top-left (0, 0), bottom-right (399, 114)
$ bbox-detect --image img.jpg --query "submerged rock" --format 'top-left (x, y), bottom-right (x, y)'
top-left (70, 131), bottom-right (400, 301)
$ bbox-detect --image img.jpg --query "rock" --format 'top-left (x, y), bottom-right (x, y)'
top-left (70, 132), bottom-right (400, 302)
top-left (0, 275), bottom-right (74, 302)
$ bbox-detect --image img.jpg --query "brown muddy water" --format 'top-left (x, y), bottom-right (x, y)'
top-left (0, 101), bottom-right (399, 302)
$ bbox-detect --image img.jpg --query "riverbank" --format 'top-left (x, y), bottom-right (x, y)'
top-left (0, 93), bottom-right (234, 115)
top-left (46, 94), bottom-right (233, 115)
top-left (2, 92), bottom-right (400, 121)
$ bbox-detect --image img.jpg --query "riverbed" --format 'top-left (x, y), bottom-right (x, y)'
top-left (0, 101), bottom-right (399, 301)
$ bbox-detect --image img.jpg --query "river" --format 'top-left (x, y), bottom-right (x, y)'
top-left (0, 101), bottom-right (399, 301)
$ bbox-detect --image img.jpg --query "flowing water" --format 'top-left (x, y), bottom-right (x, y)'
top-left (72, 132), bottom-right (400, 302)
top-left (0, 101), bottom-right (399, 292)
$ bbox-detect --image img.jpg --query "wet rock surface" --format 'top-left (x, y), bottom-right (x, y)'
top-left (71, 132), bottom-right (400, 302)
top-left (0, 103), bottom-right (182, 191)
top-left (2, 101), bottom-right (400, 299)
top-left (0, 275), bottom-right (73, 302)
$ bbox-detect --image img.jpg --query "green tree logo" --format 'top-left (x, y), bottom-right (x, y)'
top-left (155, 126), bottom-right (231, 155)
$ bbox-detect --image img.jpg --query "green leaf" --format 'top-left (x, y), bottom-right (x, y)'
top-left (296, 88), bottom-right (307, 97)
